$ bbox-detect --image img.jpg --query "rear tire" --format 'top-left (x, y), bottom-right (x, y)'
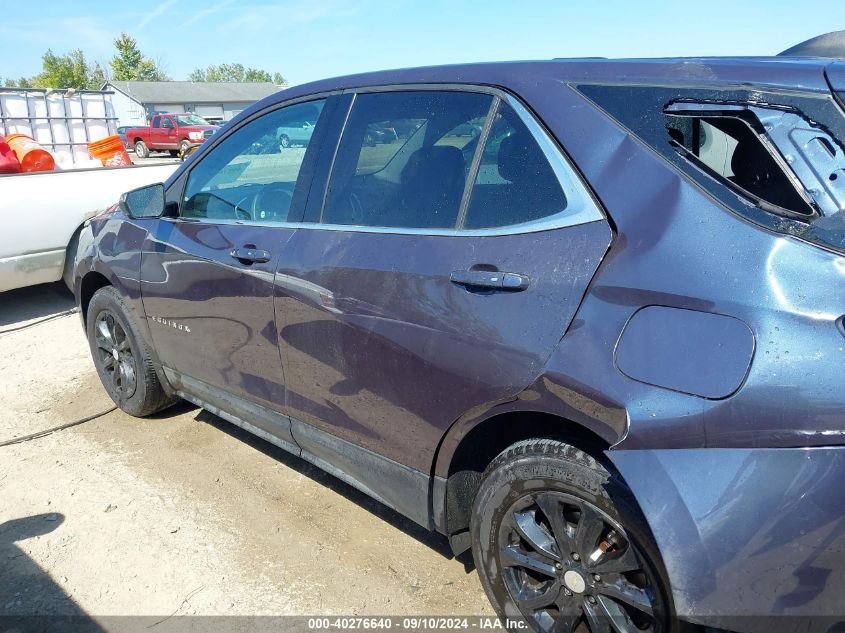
top-left (470, 439), bottom-right (676, 633)
top-left (279, 134), bottom-right (290, 149)
top-left (134, 140), bottom-right (149, 159)
top-left (86, 286), bottom-right (176, 417)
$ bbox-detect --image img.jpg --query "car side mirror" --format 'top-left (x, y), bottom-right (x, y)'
top-left (119, 183), bottom-right (165, 219)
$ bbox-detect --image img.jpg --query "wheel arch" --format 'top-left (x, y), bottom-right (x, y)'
top-left (79, 271), bottom-right (112, 327)
top-left (433, 407), bottom-right (614, 555)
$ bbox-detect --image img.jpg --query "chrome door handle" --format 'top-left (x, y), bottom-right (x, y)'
top-left (230, 247), bottom-right (271, 264)
top-left (449, 270), bottom-right (530, 291)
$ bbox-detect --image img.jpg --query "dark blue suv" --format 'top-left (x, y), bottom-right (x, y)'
top-left (74, 56), bottom-right (845, 633)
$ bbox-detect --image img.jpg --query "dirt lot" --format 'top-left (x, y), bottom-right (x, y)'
top-left (0, 283), bottom-right (492, 629)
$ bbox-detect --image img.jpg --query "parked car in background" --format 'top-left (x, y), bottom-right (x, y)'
top-left (449, 119), bottom-right (483, 137)
top-left (126, 114), bottom-right (217, 158)
top-left (276, 118), bottom-right (317, 148)
top-left (74, 56), bottom-right (845, 633)
top-left (116, 126), bottom-right (131, 150)
top-left (364, 122), bottom-right (398, 146)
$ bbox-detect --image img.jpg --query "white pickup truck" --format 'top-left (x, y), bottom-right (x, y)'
top-left (1, 164), bottom-right (178, 292)
top-left (0, 87), bottom-right (178, 293)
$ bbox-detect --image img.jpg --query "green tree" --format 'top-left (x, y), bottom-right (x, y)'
top-left (5, 77), bottom-right (34, 88)
top-left (32, 49), bottom-right (97, 90)
top-left (189, 63), bottom-right (285, 84)
top-left (89, 62), bottom-right (108, 88)
top-left (110, 33), bottom-right (168, 81)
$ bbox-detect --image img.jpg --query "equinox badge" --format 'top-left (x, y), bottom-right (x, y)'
top-left (149, 316), bottom-right (191, 333)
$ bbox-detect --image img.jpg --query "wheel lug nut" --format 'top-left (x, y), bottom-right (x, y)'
top-left (572, 553), bottom-right (580, 561)
top-left (587, 596), bottom-right (596, 604)
top-left (555, 562), bottom-right (563, 570)
top-left (593, 574), bottom-right (601, 582)
top-left (563, 588), bottom-right (572, 596)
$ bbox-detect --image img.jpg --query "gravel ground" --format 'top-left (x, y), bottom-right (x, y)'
top-left (0, 283), bottom-right (493, 630)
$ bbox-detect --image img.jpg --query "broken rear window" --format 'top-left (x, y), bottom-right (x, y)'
top-left (665, 107), bottom-right (814, 217)
top-left (575, 84), bottom-right (845, 255)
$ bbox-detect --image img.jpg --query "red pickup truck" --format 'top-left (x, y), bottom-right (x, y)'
top-left (127, 114), bottom-right (218, 158)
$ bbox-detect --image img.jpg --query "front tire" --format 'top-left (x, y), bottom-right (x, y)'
top-left (134, 140), bottom-right (149, 158)
top-left (86, 286), bottom-right (175, 417)
top-left (471, 439), bottom-right (674, 633)
top-left (279, 134), bottom-right (290, 149)
top-left (179, 139), bottom-right (191, 155)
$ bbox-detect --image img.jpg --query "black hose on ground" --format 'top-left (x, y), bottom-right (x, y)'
top-left (0, 304), bottom-right (111, 447)
top-left (0, 406), bottom-right (117, 448)
top-left (0, 308), bottom-right (79, 335)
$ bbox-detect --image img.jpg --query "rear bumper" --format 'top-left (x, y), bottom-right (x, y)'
top-left (607, 447), bottom-right (845, 632)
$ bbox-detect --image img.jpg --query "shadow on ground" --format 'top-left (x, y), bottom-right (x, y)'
top-left (0, 513), bottom-right (104, 632)
top-left (191, 407), bottom-right (474, 570)
top-left (0, 283), bottom-right (75, 328)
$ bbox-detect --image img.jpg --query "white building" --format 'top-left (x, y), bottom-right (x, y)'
top-left (103, 81), bottom-right (283, 126)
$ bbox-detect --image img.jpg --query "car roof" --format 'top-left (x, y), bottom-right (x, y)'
top-left (265, 56), bottom-right (835, 106)
top-left (227, 56), bottom-right (840, 132)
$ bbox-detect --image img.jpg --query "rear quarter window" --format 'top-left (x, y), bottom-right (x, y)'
top-left (577, 84), bottom-right (845, 254)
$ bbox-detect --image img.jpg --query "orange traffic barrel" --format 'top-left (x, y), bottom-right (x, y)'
top-left (88, 135), bottom-right (131, 167)
top-left (0, 135), bottom-right (21, 174)
top-left (5, 134), bottom-right (55, 172)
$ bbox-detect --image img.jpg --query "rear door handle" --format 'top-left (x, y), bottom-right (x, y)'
top-left (450, 270), bottom-right (530, 291)
top-left (230, 246), bottom-right (272, 264)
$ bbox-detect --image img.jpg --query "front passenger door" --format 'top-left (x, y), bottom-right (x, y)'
top-left (140, 97), bottom-right (338, 446)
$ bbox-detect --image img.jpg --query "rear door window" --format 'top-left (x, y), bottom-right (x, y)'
top-left (462, 102), bottom-right (569, 229)
top-left (321, 90), bottom-right (493, 229)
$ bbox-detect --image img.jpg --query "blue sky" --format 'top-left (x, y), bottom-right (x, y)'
top-left (0, 0), bottom-right (840, 87)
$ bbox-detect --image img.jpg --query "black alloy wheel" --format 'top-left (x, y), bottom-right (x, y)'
top-left (471, 439), bottom-right (674, 633)
top-left (498, 491), bottom-right (665, 633)
top-left (85, 285), bottom-right (176, 416)
top-left (93, 310), bottom-right (138, 399)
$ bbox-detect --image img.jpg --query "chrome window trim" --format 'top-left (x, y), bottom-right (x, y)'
top-left (173, 88), bottom-right (604, 236)
top-left (169, 215), bottom-right (607, 236)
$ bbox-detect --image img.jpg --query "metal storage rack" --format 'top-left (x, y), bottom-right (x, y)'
top-left (0, 88), bottom-right (119, 167)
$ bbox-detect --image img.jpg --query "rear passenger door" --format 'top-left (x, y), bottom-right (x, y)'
top-left (274, 88), bottom-right (613, 513)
